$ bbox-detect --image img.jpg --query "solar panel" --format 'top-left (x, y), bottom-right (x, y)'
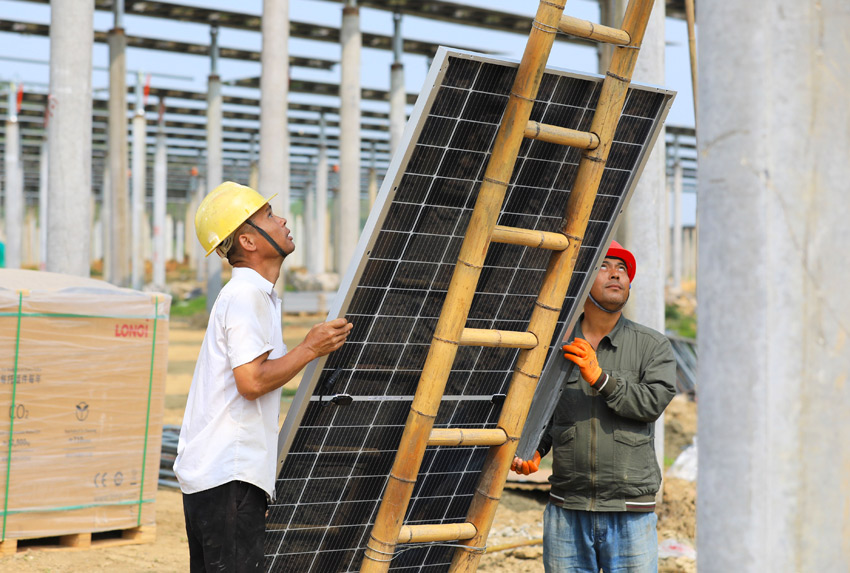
top-left (266, 48), bottom-right (674, 573)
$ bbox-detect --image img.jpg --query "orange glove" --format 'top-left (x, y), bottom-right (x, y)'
top-left (563, 338), bottom-right (603, 386)
top-left (510, 451), bottom-right (541, 475)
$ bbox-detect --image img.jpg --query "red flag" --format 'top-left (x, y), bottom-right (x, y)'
top-left (143, 73), bottom-right (152, 106)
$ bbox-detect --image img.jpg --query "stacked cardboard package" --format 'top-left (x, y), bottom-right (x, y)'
top-left (0, 270), bottom-right (170, 543)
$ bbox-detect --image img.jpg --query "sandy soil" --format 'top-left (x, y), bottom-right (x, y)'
top-left (0, 319), bottom-right (697, 572)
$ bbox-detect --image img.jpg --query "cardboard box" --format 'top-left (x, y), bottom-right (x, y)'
top-left (0, 270), bottom-right (170, 541)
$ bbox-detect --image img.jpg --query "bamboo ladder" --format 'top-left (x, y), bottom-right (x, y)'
top-left (361, 1), bottom-right (658, 571)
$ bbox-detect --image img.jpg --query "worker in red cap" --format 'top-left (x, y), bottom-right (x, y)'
top-left (512, 240), bottom-right (675, 573)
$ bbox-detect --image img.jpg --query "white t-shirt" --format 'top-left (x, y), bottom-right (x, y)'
top-left (174, 267), bottom-right (286, 499)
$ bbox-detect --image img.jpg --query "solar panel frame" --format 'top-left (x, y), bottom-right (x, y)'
top-left (269, 48), bottom-right (675, 573)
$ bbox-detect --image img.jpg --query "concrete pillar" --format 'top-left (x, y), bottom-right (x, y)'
top-left (165, 213), bottom-right (174, 262)
top-left (313, 114), bottom-right (329, 274)
top-left (671, 147), bottom-right (683, 292)
top-left (46, 0), bottom-right (93, 277)
top-left (697, 2), bottom-right (850, 570)
top-left (206, 26), bottom-right (223, 312)
top-left (292, 213), bottom-right (304, 268)
top-left (91, 217), bottom-right (103, 263)
top-left (598, 0), bottom-right (628, 72)
top-left (38, 140), bottom-right (48, 270)
top-left (107, 3), bottom-right (129, 285)
top-left (4, 83), bottom-right (23, 269)
top-left (193, 175), bottom-right (206, 283)
top-left (683, 227), bottom-right (694, 282)
top-left (259, 0), bottom-right (289, 298)
top-left (131, 72), bottom-right (146, 290)
top-left (23, 209), bottom-right (36, 266)
top-left (389, 12), bottom-right (406, 155)
top-left (249, 132), bottom-right (259, 190)
top-left (152, 99), bottom-right (167, 288)
top-left (338, 0), bottom-right (361, 274)
top-left (614, 0), bottom-right (667, 475)
top-left (175, 219), bottom-right (185, 264)
top-left (367, 142), bottom-right (378, 208)
top-left (304, 157), bottom-right (316, 273)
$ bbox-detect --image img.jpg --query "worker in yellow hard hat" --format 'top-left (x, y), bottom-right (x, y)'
top-left (174, 181), bottom-right (353, 572)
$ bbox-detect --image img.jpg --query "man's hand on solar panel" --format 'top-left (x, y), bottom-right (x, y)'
top-left (233, 318), bottom-right (353, 401)
top-left (510, 451), bottom-right (541, 475)
top-left (303, 318), bottom-right (354, 359)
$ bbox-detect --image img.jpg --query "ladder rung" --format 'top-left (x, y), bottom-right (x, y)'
top-left (558, 14), bottom-right (631, 45)
top-left (491, 225), bottom-right (569, 250)
top-left (398, 522), bottom-right (477, 544)
top-left (525, 120), bottom-right (599, 150)
top-left (428, 428), bottom-right (508, 447)
top-left (459, 327), bottom-right (538, 349)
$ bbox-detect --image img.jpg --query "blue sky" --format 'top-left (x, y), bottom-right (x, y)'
top-left (0, 0), bottom-right (695, 125)
top-left (0, 0), bottom-right (697, 224)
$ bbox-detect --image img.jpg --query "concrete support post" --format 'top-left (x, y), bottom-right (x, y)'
top-left (671, 155), bottom-right (683, 292)
top-left (165, 214), bottom-right (174, 262)
top-left (4, 84), bottom-right (23, 269)
top-left (152, 100), bottom-right (167, 288)
top-left (248, 132), bottom-right (259, 190)
top-left (194, 175), bottom-right (206, 283)
top-left (46, 0), bottom-right (93, 277)
top-left (206, 26), bottom-right (223, 312)
top-left (389, 12), bottom-right (406, 155)
top-left (107, 7), bottom-right (129, 285)
top-left (597, 0), bottom-right (628, 72)
top-left (260, 0), bottom-right (289, 299)
top-left (697, 2), bottom-right (850, 570)
top-left (614, 0), bottom-right (667, 474)
top-left (175, 219), bottom-right (185, 264)
top-left (131, 73), bottom-right (146, 290)
top-left (304, 157), bottom-right (316, 273)
top-left (38, 140), bottom-right (48, 270)
top-left (338, 1), bottom-right (361, 274)
top-left (24, 210), bottom-right (37, 266)
top-left (91, 217), bottom-right (102, 263)
top-left (313, 114), bottom-right (329, 274)
top-left (367, 142), bottom-right (378, 208)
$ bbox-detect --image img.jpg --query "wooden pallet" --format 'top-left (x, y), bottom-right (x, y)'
top-left (0, 525), bottom-right (155, 556)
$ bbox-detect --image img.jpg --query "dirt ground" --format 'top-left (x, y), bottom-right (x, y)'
top-left (0, 317), bottom-right (697, 572)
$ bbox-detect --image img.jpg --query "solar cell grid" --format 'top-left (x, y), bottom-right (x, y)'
top-left (267, 49), bottom-right (674, 572)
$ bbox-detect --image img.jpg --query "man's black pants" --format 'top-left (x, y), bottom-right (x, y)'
top-left (182, 480), bottom-right (268, 573)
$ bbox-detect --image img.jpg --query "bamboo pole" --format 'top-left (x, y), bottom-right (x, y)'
top-left (459, 328), bottom-right (538, 349)
top-left (684, 0), bottom-right (698, 130)
top-left (558, 14), bottom-right (630, 45)
top-left (398, 523), bottom-right (477, 544)
top-left (524, 120), bottom-right (599, 149)
top-left (486, 538), bottom-right (543, 553)
top-left (450, 1), bottom-right (658, 571)
top-left (428, 428), bottom-right (508, 447)
top-left (360, 2), bottom-right (567, 571)
top-left (490, 225), bottom-right (569, 250)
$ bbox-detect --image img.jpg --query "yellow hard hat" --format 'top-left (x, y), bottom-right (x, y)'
top-left (194, 181), bottom-right (277, 257)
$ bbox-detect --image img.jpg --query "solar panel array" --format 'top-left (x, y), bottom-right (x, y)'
top-left (266, 49), bottom-right (674, 572)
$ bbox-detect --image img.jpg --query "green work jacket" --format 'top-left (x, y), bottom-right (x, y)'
top-left (538, 313), bottom-right (676, 512)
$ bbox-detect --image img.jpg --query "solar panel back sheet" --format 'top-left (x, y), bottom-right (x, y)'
top-left (267, 48), bottom-right (674, 572)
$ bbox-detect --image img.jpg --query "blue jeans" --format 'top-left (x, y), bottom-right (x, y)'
top-left (543, 504), bottom-right (658, 573)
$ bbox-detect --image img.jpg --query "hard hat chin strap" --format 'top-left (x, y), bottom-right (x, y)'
top-left (588, 291), bottom-right (628, 314)
top-left (245, 219), bottom-right (288, 259)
